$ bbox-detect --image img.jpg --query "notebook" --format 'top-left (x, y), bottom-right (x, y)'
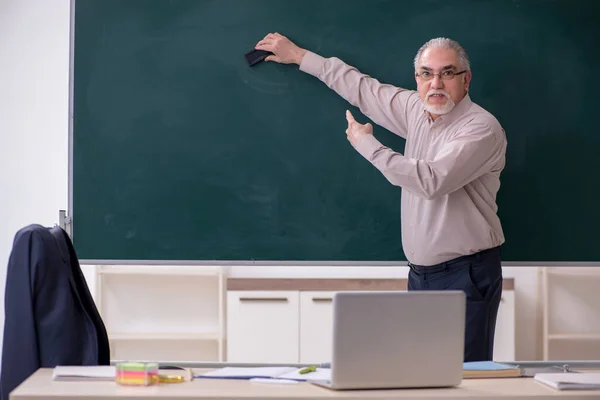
top-left (462, 361), bottom-right (521, 379)
top-left (52, 366), bottom-right (116, 381)
top-left (197, 366), bottom-right (331, 382)
top-left (534, 373), bottom-right (600, 390)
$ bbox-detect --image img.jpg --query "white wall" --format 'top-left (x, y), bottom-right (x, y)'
top-left (0, 0), bottom-right (71, 351)
top-left (0, 0), bottom-right (546, 361)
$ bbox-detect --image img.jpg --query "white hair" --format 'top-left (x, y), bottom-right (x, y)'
top-left (413, 37), bottom-right (471, 72)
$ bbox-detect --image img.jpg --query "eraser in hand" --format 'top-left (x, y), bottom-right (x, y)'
top-left (245, 49), bottom-right (273, 66)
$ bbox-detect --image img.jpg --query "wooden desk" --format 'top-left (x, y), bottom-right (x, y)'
top-left (10, 368), bottom-right (600, 400)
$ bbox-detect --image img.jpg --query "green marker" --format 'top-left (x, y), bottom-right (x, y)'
top-left (299, 365), bottom-right (317, 374)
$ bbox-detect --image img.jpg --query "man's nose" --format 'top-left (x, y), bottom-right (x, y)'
top-left (431, 74), bottom-right (444, 89)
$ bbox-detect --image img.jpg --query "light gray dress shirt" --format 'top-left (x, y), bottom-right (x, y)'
top-left (300, 51), bottom-right (507, 266)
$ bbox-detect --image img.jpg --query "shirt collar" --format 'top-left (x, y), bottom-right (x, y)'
top-left (425, 93), bottom-right (473, 126)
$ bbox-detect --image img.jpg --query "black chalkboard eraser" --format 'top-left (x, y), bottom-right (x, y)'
top-left (245, 49), bottom-right (273, 66)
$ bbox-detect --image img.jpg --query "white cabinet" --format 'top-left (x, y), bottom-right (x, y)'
top-left (493, 290), bottom-right (515, 362)
top-left (228, 288), bottom-right (516, 363)
top-left (541, 267), bottom-right (600, 360)
top-left (226, 291), bottom-right (299, 363)
top-left (95, 265), bottom-right (226, 362)
top-left (299, 291), bottom-right (336, 363)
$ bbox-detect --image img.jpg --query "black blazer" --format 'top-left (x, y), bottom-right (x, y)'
top-left (0, 224), bottom-right (110, 400)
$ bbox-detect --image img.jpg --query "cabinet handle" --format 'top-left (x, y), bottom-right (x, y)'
top-left (312, 297), bottom-right (333, 302)
top-left (239, 297), bottom-right (289, 302)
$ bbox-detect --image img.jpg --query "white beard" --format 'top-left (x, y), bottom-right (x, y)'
top-left (423, 90), bottom-right (455, 115)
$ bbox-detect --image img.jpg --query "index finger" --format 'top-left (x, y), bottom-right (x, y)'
top-left (345, 110), bottom-right (356, 123)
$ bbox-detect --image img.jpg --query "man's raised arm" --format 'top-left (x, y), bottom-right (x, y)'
top-left (255, 32), bottom-right (419, 139)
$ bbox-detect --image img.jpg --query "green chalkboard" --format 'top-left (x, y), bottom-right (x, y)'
top-left (71, 0), bottom-right (599, 262)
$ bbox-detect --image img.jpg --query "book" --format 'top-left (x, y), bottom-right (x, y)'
top-left (196, 366), bottom-right (331, 382)
top-left (462, 361), bottom-right (521, 379)
top-left (52, 366), bottom-right (116, 381)
top-left (535, 373), bottom-right (600, 390)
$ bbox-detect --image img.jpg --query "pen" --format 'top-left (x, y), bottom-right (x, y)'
top-left (298, 365), bottom-right (317, 374)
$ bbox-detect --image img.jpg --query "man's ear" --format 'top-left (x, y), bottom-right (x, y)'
top-left (464, 70), bottom-right (472, 92)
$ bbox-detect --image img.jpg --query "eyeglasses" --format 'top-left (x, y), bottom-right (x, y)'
top-left (415, 70), bottom-right (467, 81)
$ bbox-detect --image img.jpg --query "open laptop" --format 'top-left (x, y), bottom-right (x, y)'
top-left (310, 290), bottom-right (465, 390)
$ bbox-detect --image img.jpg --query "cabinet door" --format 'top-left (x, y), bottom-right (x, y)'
top-left (493, 290), bottom-right (516, 361)
top-left (227, 291), bottom-right (299, 363)
top-left (299, 291), bottom-right (336, 363)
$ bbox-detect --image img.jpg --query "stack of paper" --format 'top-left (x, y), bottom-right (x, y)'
top-left (534, 373), bottom-right (600, 390)
top-left (197, 366), bottom-right (331, 382)
top-left (52, 366), bottom-right (116, 381)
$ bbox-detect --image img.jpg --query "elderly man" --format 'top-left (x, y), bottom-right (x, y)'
top-left (255, 33), bottom-right (507, 362)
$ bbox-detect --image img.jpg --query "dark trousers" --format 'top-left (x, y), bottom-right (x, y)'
top-left (407, 246), bottom-right (503, 362)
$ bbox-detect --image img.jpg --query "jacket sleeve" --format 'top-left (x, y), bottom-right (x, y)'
top-left (1, 229), bottom-right (39, 400)
top-left (300, 51), bottom-right (421, 139)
